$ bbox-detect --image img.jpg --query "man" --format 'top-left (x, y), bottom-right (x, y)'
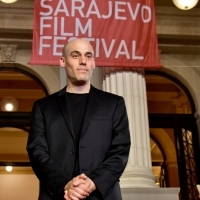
top-left (27, 38), bottom-right (131, 200)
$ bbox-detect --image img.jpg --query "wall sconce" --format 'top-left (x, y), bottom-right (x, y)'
top-left (0, 0), bottom-right (17, 3)
top-left (0, 97), bottom-right (18, 111)
top-left (172, 0), bottom-right (199, 10)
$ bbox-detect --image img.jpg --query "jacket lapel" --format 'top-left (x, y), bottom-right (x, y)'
top-left (57, 87), bottom-right (75, 141)
top-left (81, 85), bottom-right (100, 138)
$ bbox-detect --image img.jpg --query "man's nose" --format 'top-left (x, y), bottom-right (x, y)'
top-left (79, 55), bottom-right (86, 64)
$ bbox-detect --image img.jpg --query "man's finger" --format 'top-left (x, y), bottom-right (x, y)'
top-left (73, 178), bottom-right (87, 187)
top-left (78, 173), bottom-right (87, 179)
top-left (68, 187), bottom-right (89, 200)
top-left (64, 190), bottom-right (72, 200)
top-left (74, 183), bottom-right (91, 194)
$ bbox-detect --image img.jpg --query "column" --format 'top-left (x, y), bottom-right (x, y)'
top-left (59, 67), bottom-right (67, 89)
top-left (90, 67), bottom-right (103, 90)
top-left (103, 67), bottom-right (156, 188)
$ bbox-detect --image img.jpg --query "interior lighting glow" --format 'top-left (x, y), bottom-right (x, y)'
top-left (172, 0), bottom-right (199, 10)
top-left (6, 166), bottom-right (13, 172)
top-left (0, 0), bottom-right (17, 3)
top-left (5, 103), bottom-right (13, 111)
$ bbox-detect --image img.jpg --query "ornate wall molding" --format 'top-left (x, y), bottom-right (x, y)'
top-left (0, 45), bottom-right (17, 62)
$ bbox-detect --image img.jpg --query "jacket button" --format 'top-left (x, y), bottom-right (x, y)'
top-left (70, 150), bottom-right (75, 155)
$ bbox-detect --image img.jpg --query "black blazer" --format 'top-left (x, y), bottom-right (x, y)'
top-left (27, 85), bottom-right (131, 200)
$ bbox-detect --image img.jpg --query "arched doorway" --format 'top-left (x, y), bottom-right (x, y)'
top-left (0, 65), bottom-right (48, 111)
top-left (0, 65), bottom-right (48, 167)
top-left (146, 71), bottom-right (200, 200)
top-left (0, 66), bottom-right (48, 200)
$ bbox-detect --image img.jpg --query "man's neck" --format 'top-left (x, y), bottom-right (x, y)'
top-left (66, 82), bottom-right (90, 93)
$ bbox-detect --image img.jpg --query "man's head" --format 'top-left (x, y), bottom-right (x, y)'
top-left (60, 38), bottom-right (95, 87)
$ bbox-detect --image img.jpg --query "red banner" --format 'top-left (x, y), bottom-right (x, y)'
top-left (30, 0), bottom-right (161, 68)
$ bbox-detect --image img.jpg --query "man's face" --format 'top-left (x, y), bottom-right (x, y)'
top-left (60, 39), bottom-right (95, 86)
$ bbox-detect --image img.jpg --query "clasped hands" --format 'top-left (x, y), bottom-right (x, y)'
top-left (64, 173), bottom-right (96, 200)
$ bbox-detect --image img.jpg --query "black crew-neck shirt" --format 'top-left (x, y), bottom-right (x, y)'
top-left (67, 92), bottom-right (89, 177)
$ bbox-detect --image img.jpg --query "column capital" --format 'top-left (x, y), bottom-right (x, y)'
top-left (102, 67), bottom-right (144, 78)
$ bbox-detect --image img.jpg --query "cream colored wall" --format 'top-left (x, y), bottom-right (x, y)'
top-left (0, 174), bottom-right (39, 200)
top-left (16, 50), bottom-right (61, 95)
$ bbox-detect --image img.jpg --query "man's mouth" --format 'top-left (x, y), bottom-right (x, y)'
top-left (78, 68), bottom-right (88, 71)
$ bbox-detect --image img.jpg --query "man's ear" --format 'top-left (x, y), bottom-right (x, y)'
top-left (60, 57), bottom-right (65, 68)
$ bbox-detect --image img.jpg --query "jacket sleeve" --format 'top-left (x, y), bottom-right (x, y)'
top-left (26, 101), bottom-right (69, 197)
top-left (89, 96), bottom-right (131, 199)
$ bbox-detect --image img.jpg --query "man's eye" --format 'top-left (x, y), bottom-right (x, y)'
top-left (86, 55), bottom-right (92, 59)
top-left (72, 54), bottom-right (79, 58)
